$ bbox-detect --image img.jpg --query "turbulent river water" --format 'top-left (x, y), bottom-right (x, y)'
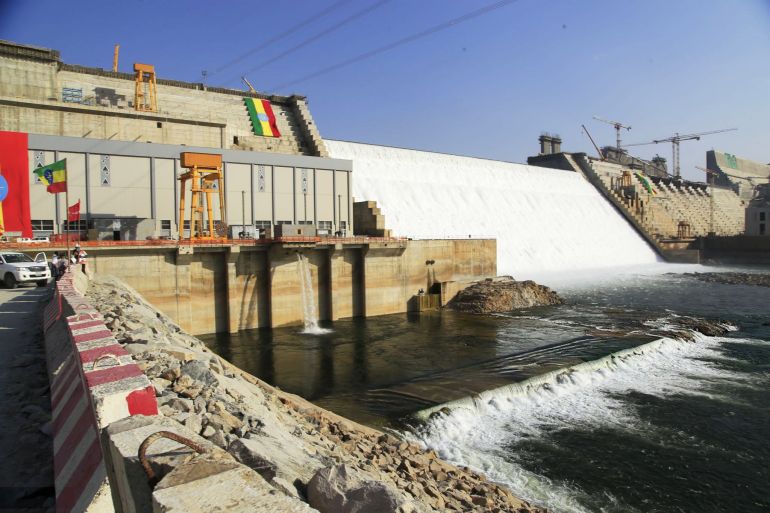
top-left (203, 265), bottom-right (770, 513)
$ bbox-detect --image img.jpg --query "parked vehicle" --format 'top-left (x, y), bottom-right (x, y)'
top-left (15, 237), bottom-right (49, 243)
top-left (0, 251), bottom-right (50, 288)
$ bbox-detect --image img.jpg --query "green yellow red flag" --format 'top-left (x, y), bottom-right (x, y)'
top-left (244, 98), bottom-right (281, 137)
top-left (34, 158), bottom-right (67, 193)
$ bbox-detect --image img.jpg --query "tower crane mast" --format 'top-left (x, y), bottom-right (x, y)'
top-left (593, 116), bottom-right (631, 151)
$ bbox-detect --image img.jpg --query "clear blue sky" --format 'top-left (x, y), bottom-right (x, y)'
top-left (2, 0), bottom-right (769, 181)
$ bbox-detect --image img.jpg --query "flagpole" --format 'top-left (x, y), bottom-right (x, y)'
top-left (65, 159), bottom-right (70, 268)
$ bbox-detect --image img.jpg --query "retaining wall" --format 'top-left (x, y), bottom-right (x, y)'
top-left (43, 271), bottom-right (158, 513)
top-left (73, 238), bottom-right (496, 335)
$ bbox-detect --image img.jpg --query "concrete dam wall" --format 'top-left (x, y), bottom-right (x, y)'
top-left (327, 140), bottom-right (659, 276)
top-left (83, 238), bottom-right (495, 335)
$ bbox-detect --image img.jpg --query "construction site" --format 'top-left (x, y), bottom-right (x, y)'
top-left (1, 37), bottom-right (769, 329)
top-left (0, 6), bottom-right (769, 511)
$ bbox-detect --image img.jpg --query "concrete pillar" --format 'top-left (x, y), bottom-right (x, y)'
top-left (267, 246), bottom-right (303, 328)
top-left (174, 248), bottom-right (194, 332)
top-left (226, 246), bottom-right (241, 333)
top-left (329, 246), bottom-right (359, 321)
top-left (353, 247), bottom-right (366, 318)
top-left (538, 135), bottom-right (553, 155)
top-left (319, 247), bottom-right (332, 321)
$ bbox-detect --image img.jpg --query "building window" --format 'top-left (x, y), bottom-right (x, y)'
top-left (277, 220), bottom-right (292, 225)
top-left (161, 220), bottom-right (171, 230)
top-left (157, 121), bottom-right (163, 128)
top-left (340, 220), bottom-right (347, 230)
top-left (233, 136), bottom-right (239, 145)
top-left (298, 220), bottom-right (312, 225)
top-left (31, 219), bottom-right (54, 231)
top-left (62, 87), bottom-right (83, 103)
top-left (254, 220), bottom-right (272, 229)
top-left (183, 220), bottom-right (190, 230)
top-left (318, 221), bottom-right (332, 231)
top-left (761, 224), bottom-right (766, 236)
top-left (760, 212), bottom-right (766, 222)
top-left (64, 220), bottom-right (87, 231)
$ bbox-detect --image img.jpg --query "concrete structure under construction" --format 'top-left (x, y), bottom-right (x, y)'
top-left (1, 39), bottom-right (497, 333)
top-left (707, 150), bottom-right (770, 201)
top-left (745, 184), bottom-right (770, 236)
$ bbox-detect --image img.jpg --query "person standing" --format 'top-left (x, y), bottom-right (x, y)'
top-left (50, 252), bottom-right (59, 280)
top-left (77, 247), bottom-right (88, 275)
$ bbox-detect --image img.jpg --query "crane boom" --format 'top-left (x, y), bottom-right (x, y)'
top-left (241, 76), bottom-right (258, 94)
top-left (622, 128), bottom-right (737, 177)
top-left (593, 116), bottom-right (631, 150)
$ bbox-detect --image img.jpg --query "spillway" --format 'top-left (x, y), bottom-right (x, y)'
top-left (326, 140), bottom-right (659, 276)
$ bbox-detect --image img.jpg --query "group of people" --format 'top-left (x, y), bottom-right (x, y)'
top-left (49, 245), bottom-right (88, 280)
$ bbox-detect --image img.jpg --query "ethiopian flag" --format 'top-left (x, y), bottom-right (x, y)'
top-left (34, 158), bottom-right (67, 193)
top-left (634, 172), bottom-right (656, 195)
top-left (244, 98), bottom-right (281, 137)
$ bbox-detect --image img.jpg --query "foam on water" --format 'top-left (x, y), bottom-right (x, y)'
top-left (327, 140), bottom-right (660, 276)
top-left (406, 334), bottom-right (756, 512)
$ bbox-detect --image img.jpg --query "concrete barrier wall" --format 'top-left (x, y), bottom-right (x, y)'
top-left (81, 239), bottom-right (496, 335)
top-left (43, 272), bottom-right (159, 513)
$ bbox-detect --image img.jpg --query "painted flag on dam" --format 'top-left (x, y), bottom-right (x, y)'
top-left (634, 172), bottom-right (656, 195)
top-left (244, 98), bottom-right (281, 138)
top-left (34, 158), bottom-right (67, 193)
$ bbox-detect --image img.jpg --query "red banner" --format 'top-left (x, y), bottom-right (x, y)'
top-left (68, 200), bottom-right (81, 222)
top-left (0, 131), bottom-right (32, 237)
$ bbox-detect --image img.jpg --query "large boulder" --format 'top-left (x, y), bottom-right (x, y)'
top-left (307, 464), bottom-right (408, 513)
top-left (447, 277), bottom-right (562, 314)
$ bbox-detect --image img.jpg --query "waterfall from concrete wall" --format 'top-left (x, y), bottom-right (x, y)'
top-left (297, 253), bottom-right (331, 334)
top-left (326, 140), bottom-right (659, 277)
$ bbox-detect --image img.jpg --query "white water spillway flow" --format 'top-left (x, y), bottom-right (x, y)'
top-left (326, 140), bottom-right (659, 277)
top-left (296, 253), bottom-right (331, 335)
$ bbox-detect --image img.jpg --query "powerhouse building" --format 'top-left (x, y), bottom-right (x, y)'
top-left (0, 40), bottom-right (353, 239)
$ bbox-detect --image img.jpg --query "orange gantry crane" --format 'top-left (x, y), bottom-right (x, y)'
top-left (178, 152), bottom-right (226, 240)
top-left (134, 63), bottom-right (158, 112)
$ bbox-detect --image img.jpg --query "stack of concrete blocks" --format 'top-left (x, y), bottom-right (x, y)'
top-left (586, 159), bottom-right (745, 240)
top-left (105, 416), bottom-right (318, 513)
top-left (286, 96), bottom-right (329, 157)
top-left (352, 201), bottom-right (393, 237)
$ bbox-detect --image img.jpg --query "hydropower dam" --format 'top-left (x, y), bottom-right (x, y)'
top-left (326, 140), bottom-right (661, 277)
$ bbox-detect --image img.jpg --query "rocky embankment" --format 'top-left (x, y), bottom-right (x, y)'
top-left (676, 272), bottom-right (770, 288)
top-left (87, 276), bottom-right (547, 513)
top-left (448, 277), bottom-right (563, 314)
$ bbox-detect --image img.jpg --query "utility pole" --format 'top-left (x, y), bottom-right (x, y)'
top-left (241, 190), bottom-right (246, 238)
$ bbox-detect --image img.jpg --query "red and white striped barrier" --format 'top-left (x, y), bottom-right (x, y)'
top-left (44, 272), bottom-right (158, 513)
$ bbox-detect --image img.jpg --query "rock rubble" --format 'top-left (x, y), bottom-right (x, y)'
top-left (675, 272), bottom-right (770, 288)
top-left (448, 277), bottom-right (563, 314)
top-left (87, 276), bottom-right (547, 513)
